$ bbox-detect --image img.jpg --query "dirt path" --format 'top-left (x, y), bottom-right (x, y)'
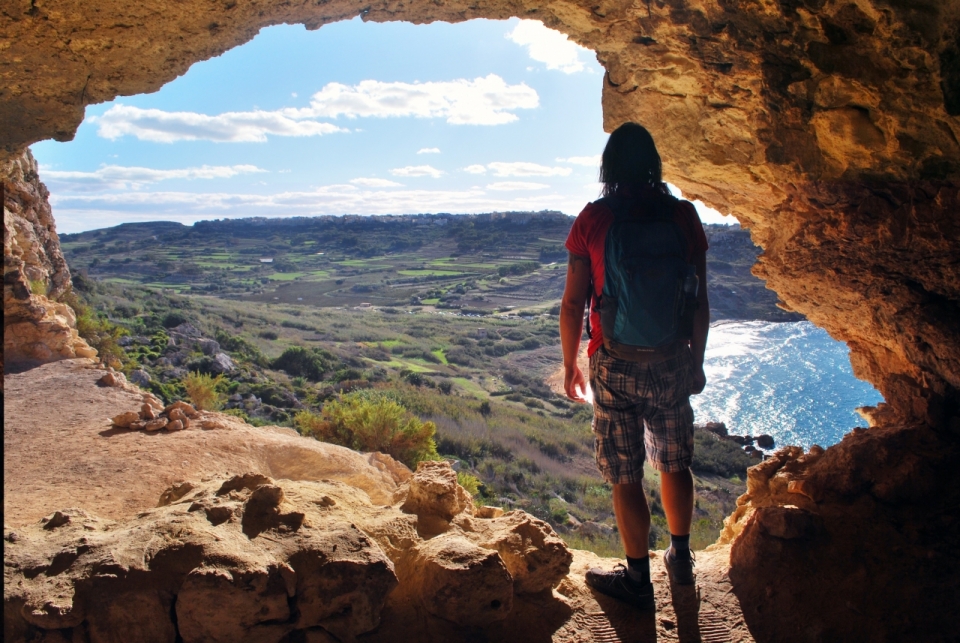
top-left (4, 358), bottom-right (754, 642)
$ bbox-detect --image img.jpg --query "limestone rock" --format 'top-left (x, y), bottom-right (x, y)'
top-left (415, 534), bottom-right (514, 627)
top-left (144, 417), bottom-right (168, 432)
top-left (164, 401), bottom-right (198, 418)
top-left (3, 150), bottom-right (95, 369)
top-left (140, 403), bottom-right (156, 420)
top-left (474, 506), bottom-right (504, 519)
top-left (110, 411), bottom-right (140, 428)
top-left (470, 511), bottom-right (573, 595)
top-left (399, 460), bottom-right (473, 535)
top-left (3, 476), bottom-right (400, 643)
top-left (166, 419), bottom-right (184, 432)
top-left (96, 372), bottom-right (123, 388)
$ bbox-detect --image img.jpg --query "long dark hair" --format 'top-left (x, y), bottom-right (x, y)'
top-left (599, 122), bottom-right (671, 199)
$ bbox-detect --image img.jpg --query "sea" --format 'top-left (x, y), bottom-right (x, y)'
top-left (689, 321), bottom-right (884, 451)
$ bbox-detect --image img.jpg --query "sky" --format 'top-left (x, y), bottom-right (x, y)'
top-left (31, 17), bottom-right (734, 233)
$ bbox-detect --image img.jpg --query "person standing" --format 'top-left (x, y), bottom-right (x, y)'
top-left (560, 122), bottom-right (710, 610)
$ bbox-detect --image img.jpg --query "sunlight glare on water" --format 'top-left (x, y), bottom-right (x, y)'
top-left (691, 321), bottom-right (884, 450)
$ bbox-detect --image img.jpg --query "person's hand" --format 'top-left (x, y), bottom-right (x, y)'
top-left (564, 364), bottom-right (588, 403)
top-left (690, 363), bottom-right (706, 395)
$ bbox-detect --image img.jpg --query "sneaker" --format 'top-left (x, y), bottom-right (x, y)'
top-left (663, 547), bottom-right (696, 585)
top-left (585, 564), bottom-right (655, 610)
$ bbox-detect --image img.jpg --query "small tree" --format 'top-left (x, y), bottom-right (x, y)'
top-left (295, 391), bottom-right (439, 468)
top-left (183, 371), bottom-right (226, 410)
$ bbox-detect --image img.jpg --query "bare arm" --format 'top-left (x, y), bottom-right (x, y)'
top-left (560, 252), bottom-right (593, 402)
top-left (689, 249), bottom-right (710, 393)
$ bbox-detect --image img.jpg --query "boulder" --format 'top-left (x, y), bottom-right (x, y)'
top-left (111, 411), bottom-right (140, 428)
top-left (198, 339), bottom-right (220, 356)
top-left (400, 460), bottom-right (472, 522)
top-left (128, 369), bottom-right (151, 386)
top-left (164, 401), bottom-right (198, 418)
top-left (414, 534), bottom-right (513, 627)
top-left (472, 511), bottom-right (573, 595)
top-left (756, 434), bottom-right (775, 449)
top-left (209, 353), bottom-right (235, 374)
top-left (144, 417), bottom-right (168, 432)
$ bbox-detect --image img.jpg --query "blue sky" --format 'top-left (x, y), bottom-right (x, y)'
top-left (31, 17), bottom-right (732, 233)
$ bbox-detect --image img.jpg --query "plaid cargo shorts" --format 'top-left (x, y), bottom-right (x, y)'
top-left (589, 345), bottom-right (696, 483)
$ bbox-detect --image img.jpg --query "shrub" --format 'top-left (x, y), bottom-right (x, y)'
top-left (259, 330), bottom-right (279, 340)
top-left (294, 391), bottom-right (440, 468)
top-left (162, 312), bottom-right (189, 328)
top-left (183, 371), bottom-right (226, 410)
top-left (272, 346), bottom-right (339, 381)
top-left (457, 471), bottom-right (482, 496)
top-left (691, 429), bottom-right (754, 477)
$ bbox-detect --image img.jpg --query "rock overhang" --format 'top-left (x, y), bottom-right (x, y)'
top-left (4, 0), bottom-right (959, 425)
top-left (3, 2), bottom-right (960, 640)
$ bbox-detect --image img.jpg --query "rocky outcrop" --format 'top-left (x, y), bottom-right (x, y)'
top-left (718, 422), bottom-right (960, 640)
top-left (3, 1), bottom-right (960, 639)
top-left (3, 149), bottom-right (95, 369)
top-left (3, 463), bottom-right (573, 642)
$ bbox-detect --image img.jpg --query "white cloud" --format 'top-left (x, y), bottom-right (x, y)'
top-left (487, 161), bottom-right (572, 177)
top-left (486, 181), bottom-right (549, 191)
top-left (389, 165), bottom-right (445, 178)
top-left (463, 165), bottom-right (487, 174)
top-left (557, 155), bottom-right (601, 166)
top-left (350, 177), bottom-right (404, 188)
top-left (417, 148), bottom-right (441, 154)
top-left (291, 92), bottom-right (298, 98)
top-left (96, 75), bottom-right (538, 143)
top-left (506, 20), bottom-right (589, 74)
top-left (43, 164), bottom-right (266, 190)
top-left (96, 105), bottom-right (346, 143)
top-left (299, 74), bottom-right (538, 125)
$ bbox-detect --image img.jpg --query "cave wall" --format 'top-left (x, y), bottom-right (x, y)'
top-left (2, 1), bottom-right (960, 640)
top-left (3, 0), bottom-right (958, 425)
top-left (3, 149), bottom-right (96, 369)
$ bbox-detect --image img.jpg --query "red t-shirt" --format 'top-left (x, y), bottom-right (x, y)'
top-left (565, 196), bottom-right (709, 357)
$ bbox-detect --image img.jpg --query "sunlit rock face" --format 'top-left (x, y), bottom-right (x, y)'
top-left (2, 0), bottom-right (959, 640)
top-left (3, 149), bottom-right (96, 369)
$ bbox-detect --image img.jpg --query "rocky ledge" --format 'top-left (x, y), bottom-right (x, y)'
top-left (3, 461), bottom-right (572, 642)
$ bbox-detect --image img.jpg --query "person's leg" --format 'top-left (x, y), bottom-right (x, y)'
top-left (660, 468), bottom-right (693, 536)
top-left (612, 481), bottom-right (651, 558)
top-left (642, 350), bottom-right (697, 584)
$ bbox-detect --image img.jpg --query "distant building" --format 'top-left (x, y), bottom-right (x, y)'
top-left (476, 328), bottom-right (487, 339)
top-left (259, 258), bottom-right (273, 263)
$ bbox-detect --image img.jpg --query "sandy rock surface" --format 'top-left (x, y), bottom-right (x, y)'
top-left (3, 359), bottom-right (408, 525)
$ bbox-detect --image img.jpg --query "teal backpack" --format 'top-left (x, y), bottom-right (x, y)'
top-left (593, 194), bottom-right (698, 358)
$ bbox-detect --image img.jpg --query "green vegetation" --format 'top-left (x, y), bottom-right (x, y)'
top-left (183, 372), bottom-right (226, 410)
top-left (295, 391), bottom-right (440, 468)
top-left (29, 279), bottom-right (47, 295)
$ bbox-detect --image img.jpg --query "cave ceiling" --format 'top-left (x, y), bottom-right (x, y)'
top-left (3, 0), bottom-right (959, 426)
